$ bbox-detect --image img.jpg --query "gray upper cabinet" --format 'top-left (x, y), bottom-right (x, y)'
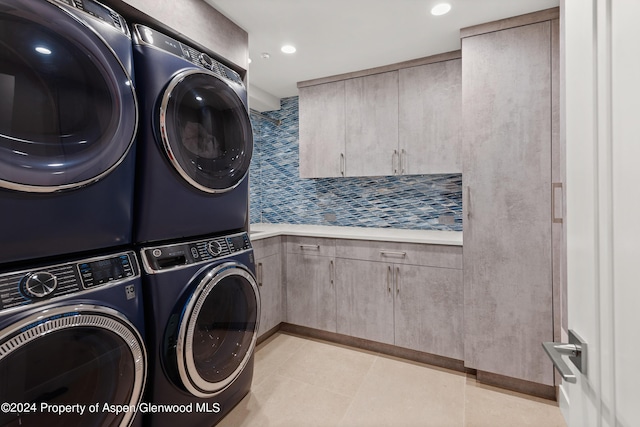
top-left (345, 72), bottom-right (399, 177)
top-left (298, 53), bottom-right (462, 178)
top-left (399, 60), bottom-right (462, 174)
top-left (299, 81), bottom-right (346, 178)
top-left (462, 19), bottom-right (557, 386)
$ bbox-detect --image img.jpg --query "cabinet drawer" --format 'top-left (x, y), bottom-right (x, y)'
top-left (285, 236), bottom-right (336, 257)
top-left (252, 236), bottom-right (282, 259)
top-left (335, 239), bottom-right (462, 269)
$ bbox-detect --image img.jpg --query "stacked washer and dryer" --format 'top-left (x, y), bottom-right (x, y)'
top-left (130, 24), bottom-right (259, 427)
top-left (0, 1), bottom-right (257, 427)
top-left (0, 0), bottom-right (147, 426)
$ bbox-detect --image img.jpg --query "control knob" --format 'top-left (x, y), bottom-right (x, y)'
top-left (207, 241), bottom-right (223, 257)
top-left (199, 53), bottom-right (213, 70)
top-left (21, 272), bottom-right (57, 299)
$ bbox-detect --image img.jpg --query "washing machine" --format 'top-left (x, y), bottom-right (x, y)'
top-left (140, 231), bottom-right (259, 427)
top-left (0, 0), bottom-right (138, 264)
top-left (0, 249), bottom-right (147, 427)
top-left (131, 24), bottom-right (253, 245)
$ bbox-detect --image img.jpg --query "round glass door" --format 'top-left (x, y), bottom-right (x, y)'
top-left (175, 262), bottom-right (259, 397)
top-left (160, 70), bottom-right (253, 193)
top-left (0, 0), bottom-right (137, 192)
top-left (0, 305), bottom-right (146, 427)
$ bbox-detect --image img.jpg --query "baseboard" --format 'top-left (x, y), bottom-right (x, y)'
top-left (475, 370), bottom-right (557, 401)
top-left (279, 323), bottom-right (466, 373)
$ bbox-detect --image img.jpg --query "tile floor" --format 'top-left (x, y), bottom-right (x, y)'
top-left (219, 332), bottom-right (567, 427)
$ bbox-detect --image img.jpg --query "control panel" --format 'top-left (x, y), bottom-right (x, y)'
top-left (133, 24), bottom-right (244, 86)
top-left (52, 0), bottom-right (129, 35)
top-left (142, 232), bottom-right (252, 273)
top-left (0, 252), bottom-right (139, 311)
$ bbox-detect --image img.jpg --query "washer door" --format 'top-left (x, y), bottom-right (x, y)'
top-left (0, 305), bottom-right (146, 427)
top-left (173, 262), bottom-right (259, 397)
top-left (159, 70), bottom-right (253, 193)
top-left (0, 0), bottom-right (137, 192)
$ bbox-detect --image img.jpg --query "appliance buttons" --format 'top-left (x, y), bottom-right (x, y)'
top-left (22, 272), bottom-right (58, 299)
top-left (152, 249), bottom-right (162, 257)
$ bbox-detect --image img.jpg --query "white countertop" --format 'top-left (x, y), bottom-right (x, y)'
top-left (248, 223), bottom-right (462, 246)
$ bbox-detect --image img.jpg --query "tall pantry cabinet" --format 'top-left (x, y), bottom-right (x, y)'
top-left (461, 11), bottom-right (561, 391)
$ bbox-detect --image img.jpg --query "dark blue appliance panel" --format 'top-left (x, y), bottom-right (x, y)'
top-left (140, 233), bottom-right (257, 427)
top-left (0, 0), bottom-right (138, 263)
top-left (132, 25), bottom-right (253, 244)
top-left (0, 250), bottom-right (146, 427)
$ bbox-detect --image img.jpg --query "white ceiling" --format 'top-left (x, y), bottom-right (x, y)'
top-left (205, 0), bottom-right (559, 111)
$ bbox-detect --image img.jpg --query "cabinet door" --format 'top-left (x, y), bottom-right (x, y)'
top-left (256, 252), bottom-right (283, 338)
top-left (299, 81), bottom-right (346, 178)
top-left (345, 71), bottom-right (399, 177)
top-left (394, 265), bottom-right (463, 360)
top-left (335, 258), bottom-right (394, 345)
top-left (399, 59), bottom-right (461, 174)
top-left (285, 253), bottom-right (336, 332)
top-left (462, 21), bottom-right (554, 385)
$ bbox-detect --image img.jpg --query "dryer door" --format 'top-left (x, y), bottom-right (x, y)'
top-left (0, 305), bottom-right (146, 427)
top-left (173, 262), bottom-right (260, 397)
top-left (0, 0), bottom-right (137, 192)
top-left (160, 70), bottom-right (253, 193)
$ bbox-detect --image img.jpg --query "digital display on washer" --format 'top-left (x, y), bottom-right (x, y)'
top-left (79, 255), bottom-right (133, 288)
top-left (227, 235), bottom-right (248, 251)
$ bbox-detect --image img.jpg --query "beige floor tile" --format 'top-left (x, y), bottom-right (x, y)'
top-left (253, 333), bottom-right (307, 386)
top-left (464, 377), bottom-right (567, 427)
top-left (275, 337), bottom-right (378, 398)
top-left (338, 355), bottom-right (466, 427)
top-left (218, 374), bottom-right (351, 427)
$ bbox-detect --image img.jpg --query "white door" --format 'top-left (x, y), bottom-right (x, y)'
top-left (561, 0), bottom-right (640, 425)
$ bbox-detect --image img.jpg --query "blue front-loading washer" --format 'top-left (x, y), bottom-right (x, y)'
top-left (131, 24), bottom-right (253, 245)
top-left (0, 0), bottom-right (138, 265)
top-left (139, 231), bottom-right (259, 427)
top-left (0, 249), bottom-right (147, 427)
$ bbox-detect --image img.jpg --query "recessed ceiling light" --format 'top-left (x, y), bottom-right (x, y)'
top-left (431, 3), bottom-right (451, 16)
top-left (261, 52), bottom-right (270, 59)
top-left (281, 45), bottom-right (296, 54)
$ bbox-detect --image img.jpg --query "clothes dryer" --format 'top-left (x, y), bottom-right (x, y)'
top-left (0, 249), bottom-right (147, 427)
top-left (131, 25), bottom-right (253, 244)
top-left (140, 231), bottom-right (259, 427)
top-left (0, 0), bottom-right (138, 264)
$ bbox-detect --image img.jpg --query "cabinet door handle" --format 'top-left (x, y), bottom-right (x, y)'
top-left (257, 262), bottom-right (263, 287)
top-left (392, 150), bottom-right (398, 175)
top-left (387, 266), bottom-right (392, 293)
top-left (380, 250), bottom-right (406, 258)
top-left (552, 182), bottom-right (563, 223)
top-left (396, 266), bottom-right (400, 295)
top-left (330, 260), bottom-right (334, 285)
top-left (466, 186), bottom-right (472, 220)
top-left (300, 244), bottom-right (320, 251)
top-left (401, 149), bottom-right (406, 175)
top-left (340, 153), bottom-right (345, 177)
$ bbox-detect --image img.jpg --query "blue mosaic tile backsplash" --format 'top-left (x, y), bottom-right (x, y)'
top-left (249, 96), bottom-right (463, 231)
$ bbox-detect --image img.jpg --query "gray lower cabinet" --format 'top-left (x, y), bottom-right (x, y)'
top-left (462, 19), bottom-right (558, 386)
top-left (256, 252), bottom-right (282, 337)
top-left (253, 237), bottom-right (284, 338)
top-left (394, 264), bottom-right (463, 360)
top-left (335, 241), bottom-right (463, 360)
top-left (335, 259), bottom-right (394, 344)
top-left (285, 237), bottom-right (337, 332)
